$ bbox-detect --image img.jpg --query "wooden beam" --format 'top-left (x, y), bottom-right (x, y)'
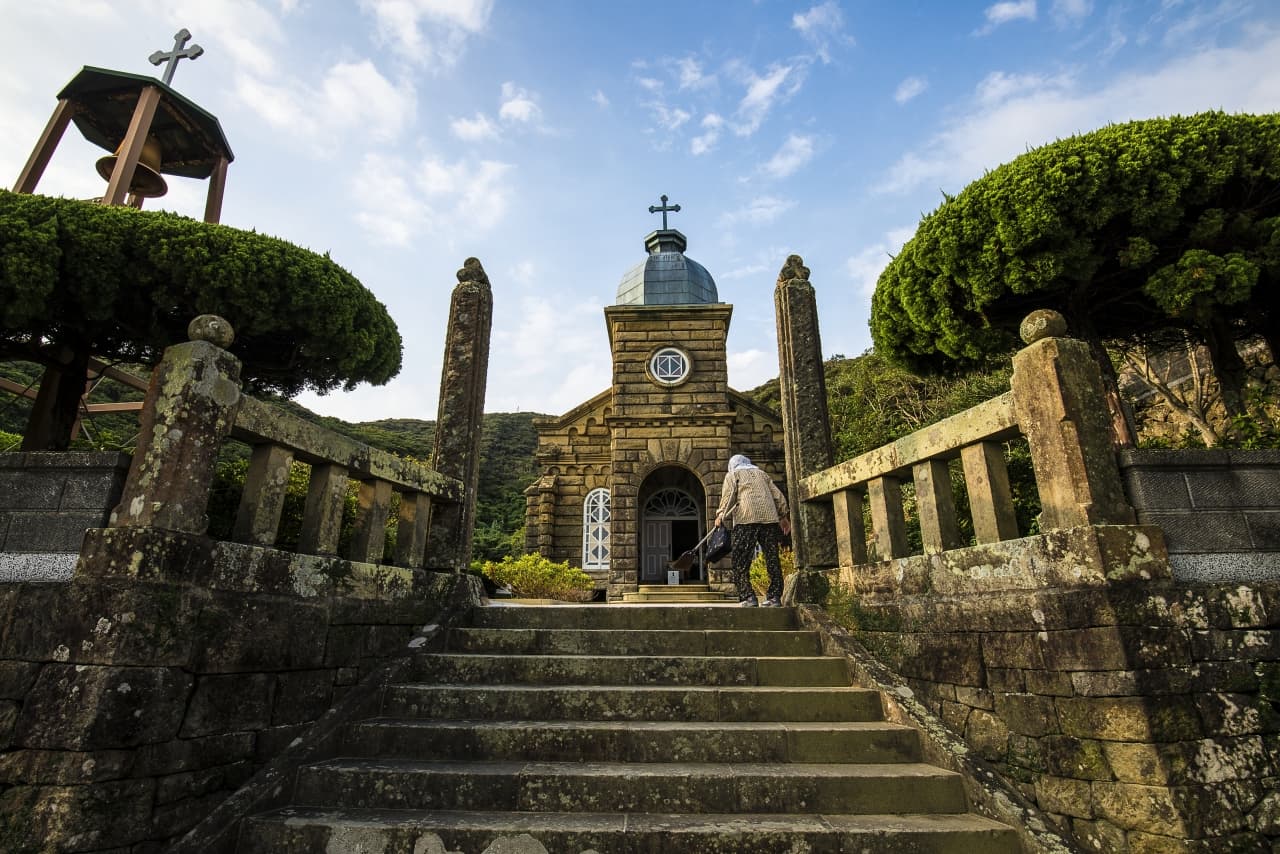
top-left (14, 99), bottom-right (75, 193)
top-left (103, 86), bottom-right (162, 207)
top-left (86, 359), bottom-right (150, 391)
top-left (0, 377), bottom-right (37, 400)
top-left (84, 402), bottom-right (145, 414)
top-left (204, 156), bottom-right (228, 223)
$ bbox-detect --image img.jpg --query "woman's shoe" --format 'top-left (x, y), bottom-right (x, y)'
top-left (740, 597), bottom-right (759, 607)
top-left (763, 597), bottom-right (782, 607)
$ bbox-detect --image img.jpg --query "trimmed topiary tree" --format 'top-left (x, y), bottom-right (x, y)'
top-left (0, 190), bottom-right (402, 449)
top-left (871, 111), bottom-right (1280, 440)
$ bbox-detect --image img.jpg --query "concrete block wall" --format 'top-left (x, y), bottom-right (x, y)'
top-left (0, 452), bottom-right (131, 553)
top-left (1120, 449), bottom-right (1280, 582)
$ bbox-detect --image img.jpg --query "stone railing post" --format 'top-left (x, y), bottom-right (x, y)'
top-left (298, 463), bottom-right (348, 556)
top-left (424, 258), bottom-right (493, 573)
top-left (110, 315), bottom-right (241, 533)
top-left (232, 443), bottom-right (294, 546)
top-left (774, 255), bottom-right (838, 573)
top-left (1010, 310), bottom-right (1135, 530)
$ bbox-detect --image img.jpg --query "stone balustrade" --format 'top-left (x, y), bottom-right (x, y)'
top-left (109, 314), bottom-right (461, 571)
top-left (799, 309), bottom-right (1140, 572)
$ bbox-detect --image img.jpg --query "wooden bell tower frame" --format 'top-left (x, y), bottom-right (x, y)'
top-left (12, 65), bottom-right (234, 222)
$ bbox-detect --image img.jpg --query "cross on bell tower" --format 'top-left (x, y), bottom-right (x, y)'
top-left (149, 28), bottom-right (204, 86)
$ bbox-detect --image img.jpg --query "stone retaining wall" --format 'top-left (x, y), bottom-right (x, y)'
top-left (1120, 449), bottom-right (1280, 582)
top-left (838, 536), bottom-right (1280, 853)
top-left (0, 528), bottom-right (481, 854)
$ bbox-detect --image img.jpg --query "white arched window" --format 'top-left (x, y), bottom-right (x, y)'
top-left (582, 488), bottom-right (611, 570)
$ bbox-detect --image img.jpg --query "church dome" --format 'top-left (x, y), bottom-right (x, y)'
top-left (616, 228), bottom-right (719, 306)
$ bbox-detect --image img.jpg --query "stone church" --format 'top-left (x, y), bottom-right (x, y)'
top-left (523, 205), bottom-right (786, 601)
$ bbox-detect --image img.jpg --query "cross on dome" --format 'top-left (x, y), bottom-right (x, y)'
top-left (648, 194), bottom-right (681, 230)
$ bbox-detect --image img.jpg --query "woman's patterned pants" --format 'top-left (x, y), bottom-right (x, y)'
top-left (730, 522), bottom-right (784, 602)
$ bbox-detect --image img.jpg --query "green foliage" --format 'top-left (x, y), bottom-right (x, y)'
top-left (822, 350), bottom-right (1011, 461)
top-left (0, 190), bottom-right (401, 408)
top-left (821, 580), bottom-right (904, 633)
top-left (749, 547), bottom-right (796, 597)
top-left (0, 429), bottom-right (21, 451)
top-left (1224, 387), bottom-right (1280, 449)
top-left (872, 112), bottom-right (1280, 382)
top-left (474, 412), bottom-right (541, 562)
top-left (479, 553), bottom-right (594, 601)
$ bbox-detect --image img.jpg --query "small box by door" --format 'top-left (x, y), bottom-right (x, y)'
top-left (667, 570), bottom-right (680, 585)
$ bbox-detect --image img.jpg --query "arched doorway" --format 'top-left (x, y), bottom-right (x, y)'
top-left (637, 466), bottom-right (706, 583)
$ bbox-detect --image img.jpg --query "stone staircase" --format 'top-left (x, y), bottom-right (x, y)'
top-left (238, 605), bottom-right (1020, 853)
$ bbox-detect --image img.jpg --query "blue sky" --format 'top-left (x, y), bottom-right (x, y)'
top-left (2, 1), bottom-right (1278, 422)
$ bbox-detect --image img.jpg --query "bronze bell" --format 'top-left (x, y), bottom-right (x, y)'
top-left (95, 135), bottom-right (168, 198)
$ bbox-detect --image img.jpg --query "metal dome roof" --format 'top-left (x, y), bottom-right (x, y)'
top-left (616, 229), bottom-right (719, 306)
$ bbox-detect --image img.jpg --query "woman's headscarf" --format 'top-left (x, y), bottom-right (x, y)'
top-left (729, 454), bottom-right (757, 471)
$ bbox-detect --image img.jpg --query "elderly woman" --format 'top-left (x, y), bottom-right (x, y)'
top-left (714, 454), bottom-right (789, 607)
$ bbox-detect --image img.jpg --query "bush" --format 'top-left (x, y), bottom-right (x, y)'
top-left (750, 547), bottom-right (797, 598)
top-left (481, 553), bottom-right (594, 601)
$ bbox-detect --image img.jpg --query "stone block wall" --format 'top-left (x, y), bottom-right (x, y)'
top-left (0, 452), bottom-right (131, 554)
top-left (1120, 449), bottom-right (1280, 582)
top-left (839, 540), bottom-right (1280, 852)
top-left (0, 528), bottom-right (481, 853)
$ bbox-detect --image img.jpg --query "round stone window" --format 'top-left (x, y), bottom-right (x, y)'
top-left (649, 347), bottom-right (691, 386)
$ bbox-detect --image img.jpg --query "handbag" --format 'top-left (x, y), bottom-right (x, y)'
top-left (704, 525), bottom-right (732, 563)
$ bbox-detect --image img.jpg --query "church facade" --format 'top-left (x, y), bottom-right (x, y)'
top-left (523, 213), bottom-right (786, 601)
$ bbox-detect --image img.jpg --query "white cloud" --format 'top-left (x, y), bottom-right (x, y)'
top-left (296, 377), bottom-right (435, 424)
top-left (652, 104), bottom-right (692, 131)
top-left (728, 349), bottom-right (773, 389)
top-left (761, 134), bottom-right (815, 179)
top-left (719, 196), bottom-right (796, 227)
top-left (676, 57), bottom-right (713, 90)
top-left (451, 112), bottom-right (499, 141)
top-left (877, 28), bottom-right (1280, 196)
top-left (976, 0), bottom-right (1037, 35)
top-left (733, 63), bottom-right (801, 136)
top-left (359, 0), bottom-right (493, 68)
top-left (352, 153), bottom-right (428, 246)
top-left (592, 89), bottom-right (610, 108)
top-left (976, 70), bottom-right (1073, 105)
top-left (499, 82), bottom-right (542, 124)
top-left (691, 113), bottom-right (724, 155)
top-left (1051, 0), bottom-right (1092, 27)
top-left (846, 225), bottom-right (918, 298)
top-left (490, 296), bottom-right (608, 413)
top-left (720, 261), bottom-right (770, 280)
top-left (792, 1), bottom-right (855, 63)
top-left (636, 76), bottom-right (664, 93)
top-left (509, 260), bottom-right (536, 286)
top-left (350, 152), bottom-right (514, 246)
top-left (236, 59), bottom-right (415, 153)
top-left (894, 75), bottom-right (928, 104)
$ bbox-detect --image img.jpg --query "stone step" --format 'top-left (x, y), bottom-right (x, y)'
top-left (410, 653), bottom-right (851, 686)
top-left (469, 604), bottom-right (797, 631)
top-left (446, 627), bottom-right (822, 657)
top-left (343, 719), bottom-right (923, 764)
top-left (621, 590), bottom-right (733, 603)
top-left (382, 685), bottom-right (885, 723)
top-left (242, 807), bottom-right (1023, 854)
top-left (293, 759), bottom-right (971, 815)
